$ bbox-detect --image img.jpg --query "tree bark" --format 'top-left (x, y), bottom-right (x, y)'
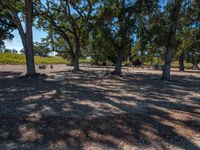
top-left (73, 53), bottom-right (80, 71)
top-left (4, 0), bottom-right (36, 76)
top-left (69, 52), bottom-right (74, 66)
top-left (179, 51), bottom-right (185, 71)
top-left (24, 0), bottom-right (36, 76)
top-left (112, 49), bottom-right (123, 75)
top-left (162, 0), bottom-right (183, 80)
top-left (71, 37), bottom-right (80, 71)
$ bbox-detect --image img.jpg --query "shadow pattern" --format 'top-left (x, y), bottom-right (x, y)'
top-left (0, 69), bottom-right (200, 149)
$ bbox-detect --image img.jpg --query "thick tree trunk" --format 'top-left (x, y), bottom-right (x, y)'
top-left (73, 54), bottom-right (80, 71)
top-left (112, 49), bottom-right (123, 76)
top-left (69, 52), bottom-right (74, 66)
top-left (71, 38), bottom-right (80, 72)
top-left (4, 0), bottom-right (36, 76)
top-left (162, 0), bottom-right (183, 80)
top-left (179, 51), bottom-right (185, 71)
top-left (24, 0), bottom-right (36, 76)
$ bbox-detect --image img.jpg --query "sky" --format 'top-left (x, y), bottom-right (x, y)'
top-left (5, 28), bottom-right (47, 52)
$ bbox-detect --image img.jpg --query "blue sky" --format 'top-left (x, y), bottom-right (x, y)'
top-left (5, 28), bottom-right (47, 51)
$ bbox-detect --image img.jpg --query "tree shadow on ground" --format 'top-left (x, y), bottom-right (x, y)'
top-left (0, 71), bottom-right (22, 78)
top-left (0, 69), bottom-right (199, 149)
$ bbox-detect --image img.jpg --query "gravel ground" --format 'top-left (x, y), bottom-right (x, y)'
top-left (0, 64), bottom-right (200, 150)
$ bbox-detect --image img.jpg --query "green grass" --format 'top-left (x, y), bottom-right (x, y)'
top-left (0, 53), bottom-right (193, 69)
top-left (125, 60), bottom-right (193, 69)
top-left (171, 61), bottom-right (193, 69)
top-left (79, 58), bottom-right (93, 64)
top-left (0, 53), bottom-right (67, 65)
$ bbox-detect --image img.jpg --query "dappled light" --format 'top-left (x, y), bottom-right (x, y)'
top-left (0, 66), bottom-right (199, 149)
top-left (1, 0), bottom-right (200, 149)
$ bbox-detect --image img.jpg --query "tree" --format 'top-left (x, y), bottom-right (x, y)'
top-left (36, 0), bottom-right (93, 71)
top-left (176, 0), bottom-right (200, 71)
top-left (131, 1), bottom-right (165, 66)
top-left (0, 3), bottom-right (16, 51)
top-left (4, 48), bottom-right (12, 53)
top-left (85, 16), bottom-right (117, 65)
top-left (34, 41), bottom-right (50, 57)
top-left (1, 0), bottom-right (37, 76)
top-left (94, 0), bottom-right (158, 75)
top-left (161, 0), bottom-right (183, 80)
top-left (185, 27), bottom-right (200, 70)
top-left (0, 42), bottom-right (5, 53)
top-left (134, 0), bottom-right (198, 73)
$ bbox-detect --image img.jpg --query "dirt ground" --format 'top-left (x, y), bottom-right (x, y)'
top-left (0, 64), bottom-right (200, 150)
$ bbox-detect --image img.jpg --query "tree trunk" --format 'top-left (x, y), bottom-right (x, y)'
top-left (192, 63), bottom-right (195, 69)
top-left (192, 63), bottom-right (200, 70)
top-left (162, 0), bottom-right (183, 80)
top-left (112, 49), bottom-right (123, 76)
top-left (71, 38), bottom-right (80, 72)
top-left (4, 0), bottom-right (36, 76)
top-left (179, 51), bottom-right (185, 71)
top-left (94, 58), bottom-right (99, 65)
top-left (69, 52), bottom-right (74, 66)
top-left (24, 0), bottom-right (36, 76)
top-left (72, 52), bottom-right (80, 71)
top-left (196, 64), bottom-right (200, 70)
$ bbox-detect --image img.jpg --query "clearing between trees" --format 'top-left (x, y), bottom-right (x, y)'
top-left (0, 65), bottom-right (200, 150)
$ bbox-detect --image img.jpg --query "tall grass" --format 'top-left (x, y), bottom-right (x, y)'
top-left (0, 53), bottom-right (67, 65)
top-left (0, 53), bottom-right (193, 69)
top-left (171, 61), bottom-right (192, 69)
